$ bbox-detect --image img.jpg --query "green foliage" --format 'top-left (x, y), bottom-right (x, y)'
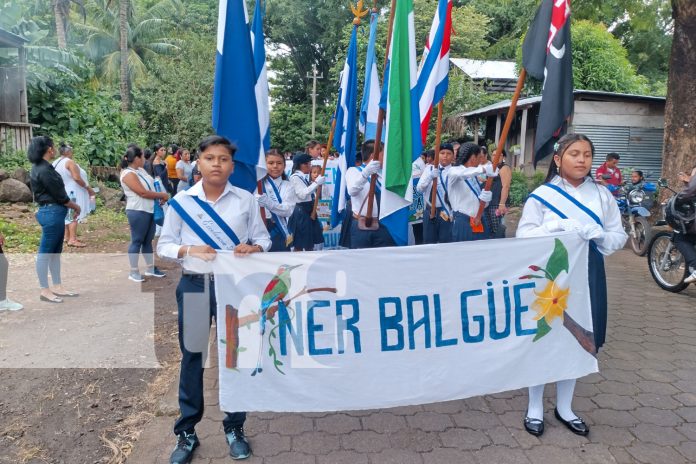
top-left (29, 84), bottom-right (142, 166)
top-left (0, 146), bottom-right (29, 171)
top-left (270, 102), bottom-right (333, 153)
top-left (508, 169), bottom-right (546, 207)
top-left (133, 33), bottom-right (215, 149)
top-left (463, 0), bottom-right (537, 59)
top-left (0, 219), bottom-right (41, 253)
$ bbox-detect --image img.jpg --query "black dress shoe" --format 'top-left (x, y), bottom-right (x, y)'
top-left (524, 417), bottom-right (544, 436)
top-left (554, 408), bottom-right (589, 436)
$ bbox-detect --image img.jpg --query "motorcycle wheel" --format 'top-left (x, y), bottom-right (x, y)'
top-left (630, 216), bottom-right (651, 256)
top-left (647, 231), bottom-right (689, 293)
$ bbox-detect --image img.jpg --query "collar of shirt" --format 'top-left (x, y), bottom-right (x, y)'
top-left (182, 179), bottom-right (239, 205)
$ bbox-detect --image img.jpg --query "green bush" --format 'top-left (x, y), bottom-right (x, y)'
top-left (509, 170), bottom-right (529, 206)
top-left (0, 146), bottom-right (29, 171)
top-left (28, 84), bottom-right (143, 167)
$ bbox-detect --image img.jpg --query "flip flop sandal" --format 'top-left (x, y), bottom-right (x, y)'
top-left (40, 295), bottom-right (63, 303)
top-left (67, 241), bottom-right (87, 248)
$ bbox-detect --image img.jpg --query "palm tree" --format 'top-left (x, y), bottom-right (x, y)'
top-left (51, 0), bottom-right (86, 49)
top-left (76, 0), bottom-right (183, 111)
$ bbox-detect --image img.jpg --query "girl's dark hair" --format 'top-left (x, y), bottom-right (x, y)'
top-left (152, 143), bottom-right (163, 153)
top-left (121, 144), bottom-right (143, 169)
top-left (143, 148), bottom-right (153, 160)
top-left (455, 142), bottom-right (480, 166)
top-left (633, 169), bottom-right (644, 179)
top-left (27, 136), bottom-right (54, 164)
top-left (544, 133), bottom-right (595, 182)
top-left (266, 150), bottom-right (288, 180)
top-left (198, 135), bottom-right (237, 157)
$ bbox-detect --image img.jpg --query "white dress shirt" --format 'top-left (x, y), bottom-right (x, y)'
top-left (346, 165), bottom-right (380, 217)
top-left (412, 157), bottom-right (426, 178)
top-left (289, 172), bottom-right (318, 203)
top-left (516, 176), bottom-right (627, 256)
top-left (157, 181), bottom-right (271, 273)
top-left (262, 176), bottom-right (294, 220)
top-left (447, 164), bottom-right (488, 217)
top-left (416, 164), bottom-right (452, 209)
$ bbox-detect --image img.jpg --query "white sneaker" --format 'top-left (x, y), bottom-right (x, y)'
top-left (0, 298), bottom-right (23, 311)
top-left (685, 271), bottom-right (696, 284)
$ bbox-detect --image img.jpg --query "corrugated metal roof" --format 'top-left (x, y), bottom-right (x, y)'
top-left (0, 27), bottom-right (28, 48)
top-left (459, 90), bottom-right (666, 118)
top-left (450, 58), bottom-right (517, 80)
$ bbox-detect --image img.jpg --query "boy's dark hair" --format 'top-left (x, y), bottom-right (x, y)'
top-left (606, 152), bottom-right (620, 161)
top-left (633, 170), bottom-right (644, 178)
top-left (359, 139), bottom-right (383, 163)
top-left (197, 135), bottom-right (237, 157)
top-left (27, 136), bottom-right (54, 164)
top-left (305, 140), bottom-right (320, 151)
top-left (143, 148), bottom-right (153, 160)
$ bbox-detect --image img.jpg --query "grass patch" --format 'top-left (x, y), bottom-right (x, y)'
top-left (0, 219), bottom-right (41, 253)
top-left (81, 207), bottom-right (130, 243)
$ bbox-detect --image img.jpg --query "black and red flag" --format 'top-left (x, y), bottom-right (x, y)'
top-left (522, 0), bottom-right (574, 166)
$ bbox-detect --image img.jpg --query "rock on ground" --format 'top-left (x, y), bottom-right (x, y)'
top-left (0, 178), bottom-right (32, 203)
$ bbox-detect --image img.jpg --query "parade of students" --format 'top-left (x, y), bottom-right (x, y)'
top-left (157, 135), bottom-right (270, 463)
top-left (447, 142), bottom-right (499, 242)
top-left (417, 143), bottom-right (455, 244)
top-left (345, 139), bottom-right (395, 249)
top-left (288, 153), bottom-right (325, 251)
top-left (256, 150), bottom-right (295, 252)
top-left (516, 133), bottom-right (628, 437)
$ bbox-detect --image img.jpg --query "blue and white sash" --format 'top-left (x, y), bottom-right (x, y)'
top-left (169, 195), bottom-right (241, 250)
top-left (529, 182), bottom-right (604, 227)
top-left (291, 172), bottom-right (314, 202)
top-left (263, 178), bottom-right (289, 238)
top-left (436, 168), bottom-right (451, 216)
top-left (464, 177), bottom-right (481, 198)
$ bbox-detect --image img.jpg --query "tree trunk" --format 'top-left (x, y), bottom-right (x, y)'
top-left (662, 1), bottom-right (696, 186)
top-left (119, 0), bottom-right (130, 112)
top-left (53, 0), bottom-right (67, 49)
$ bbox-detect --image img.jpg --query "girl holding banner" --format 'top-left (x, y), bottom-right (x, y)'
top-left (256, 151), bottom-right (295, 252)
top-left (516, 133), bottom-right (627, 437)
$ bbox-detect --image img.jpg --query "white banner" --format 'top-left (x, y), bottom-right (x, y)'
top-left (212, 233), bottom-right (597, 412)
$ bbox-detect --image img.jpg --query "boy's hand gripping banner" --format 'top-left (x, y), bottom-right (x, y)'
top-left (211, 233), bottom-right (597, 412)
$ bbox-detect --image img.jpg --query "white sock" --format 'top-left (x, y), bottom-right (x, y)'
top-left (527, 384), bottom-right (545, 420)
top-left (556, 378), bottom-right (578, 420)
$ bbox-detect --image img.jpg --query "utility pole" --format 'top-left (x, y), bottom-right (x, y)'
top-left (306, 64), bottom-right (323, 137)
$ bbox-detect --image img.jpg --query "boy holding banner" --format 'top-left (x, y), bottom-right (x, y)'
top-left (157, 135), bottom-right (271, 463)
top-left (416, 143), bottom-right (455, 244)
top-left (256, 150), bottom-right (294, 252)
top-left (346, 139), bottom-right (396, 249)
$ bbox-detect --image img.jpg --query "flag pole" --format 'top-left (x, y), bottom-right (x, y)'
top-left (429, 100), bottom-right (444, 219)
top-left (473, 67), bottom-right (527, 225)
top-left (363, 0), bottom-right (397, 229)
top-left (256, 180), bottom-right (267, 227)
top-left (310, 118), bottom-right (337, 220)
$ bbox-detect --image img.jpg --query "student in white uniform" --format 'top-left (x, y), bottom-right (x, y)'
top-left (516, 133), bottom-right (627, 437)
top-left (288, 153), bottom-right (325, 251)
top-left (447, 142), bottom-right (499, 242)
top-left (345, 139), bottom-right (395, 249)
top-left (256, 151), bottom-right (295, 252)
top-left (417, 143), bottom-right (455, 244)
top-left (157, 135), bottom-right (270, 463)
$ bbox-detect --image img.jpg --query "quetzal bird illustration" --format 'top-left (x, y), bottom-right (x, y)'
top-left (252, 264), bottom-right (301, 376)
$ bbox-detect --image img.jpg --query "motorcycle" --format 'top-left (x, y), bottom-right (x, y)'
top-left (647, 179), bottom-right (696, 293)
top-left (607, 179), bottom-right (656, 256)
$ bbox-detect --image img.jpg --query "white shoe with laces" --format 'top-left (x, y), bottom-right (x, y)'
top-left (0, 298), bottom-right (23, 311)
top-left (685, 271), bottom-right (696, 284)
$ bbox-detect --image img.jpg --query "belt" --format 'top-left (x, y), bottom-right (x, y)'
top-left (352, 213), bottom-right (378, 220)
top-left (182, 271), bottom-right (215, 282)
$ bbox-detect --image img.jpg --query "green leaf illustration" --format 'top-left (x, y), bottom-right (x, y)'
top-left (533, 318), bottom-right (552, 342)
top-left (274, 359), bottom-right (284, 366)
top-left (268, 317), bottom-right (276, 325)
top-left (545, 239), bottom-right (569, 280)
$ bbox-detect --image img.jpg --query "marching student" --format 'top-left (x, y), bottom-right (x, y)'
top-left (416, 143), bottom-right (455, 244)
top-left (288, 153), bottom-right (325, 251)
top-left (516, 133), bottom-right (627, 437)
top-left (345, 139), bottom-right (395, 249)
top-left (157, 135), bottom-right (270, 463)
top-left (256, 150), bottom-right (295, 252)
top-left (447, 142), bottom-right (499, 242)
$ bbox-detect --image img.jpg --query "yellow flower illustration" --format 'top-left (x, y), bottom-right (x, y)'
top-left (531, 280), bottom-right (570, 324)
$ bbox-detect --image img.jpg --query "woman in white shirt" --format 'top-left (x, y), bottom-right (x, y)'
top-left (516, 133), bottom-right (627, 438)
top-left (52, 143), bottom-right (94, 247)
top-left (120, 145), bottom-right (170, 282)
top-left (256, 151), bottom-right (296, 251)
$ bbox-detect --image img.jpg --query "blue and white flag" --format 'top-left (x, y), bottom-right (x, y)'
top-left (330, 25), bottom-right (359, 229)
top-left (212, 0), bottom-right (267, 192)
top-left (359, 11), bottom-right (381, 141)
top-left (251, 0), bottom-right (271, 153)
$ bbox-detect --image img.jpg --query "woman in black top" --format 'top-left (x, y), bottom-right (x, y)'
top-left (28, 136), bottom-right (81, 303)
